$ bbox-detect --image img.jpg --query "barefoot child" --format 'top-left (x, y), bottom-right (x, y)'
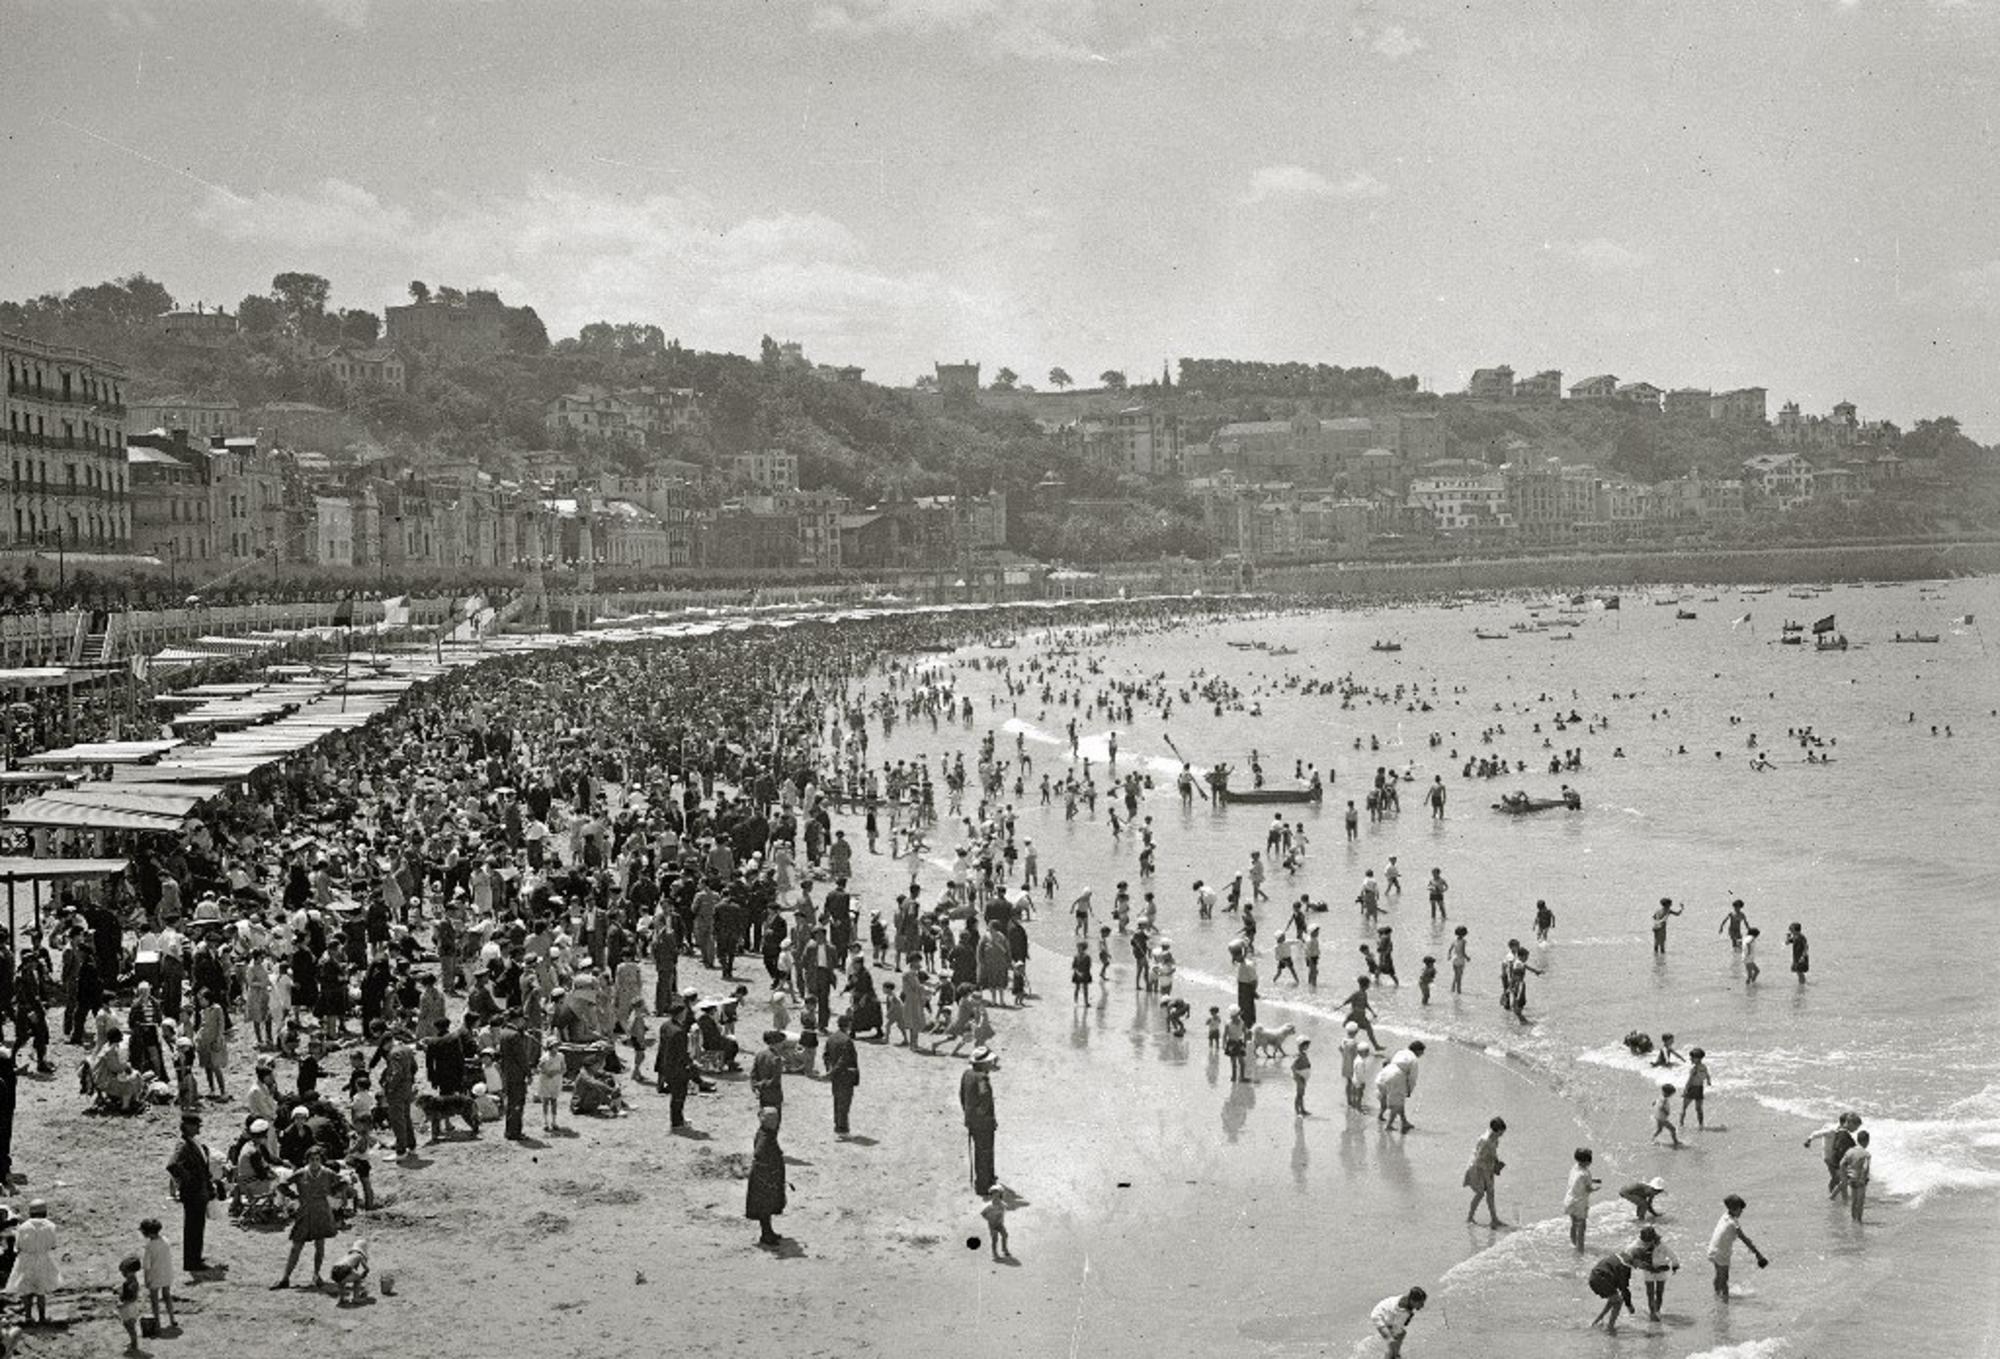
top-left (139, 1217), bottom-right (176, 1333)
top-left (1652, 1084), bottom-right (1683, 1147)
top-left (1418, 956), bottom-right (1436, 1005)
top-left (116, 1254), bottom-right (144, 1353)
top-left (536, 1031), bottom-right (566, 1132)
top-left (1204, 1005), bottom-right (1221, 1053)
top-left (1706, 1194), bottom-right (1768, 1299)
top-left (1291, 1039), bottom-right (1312, 1115)
top-left (981, 1188), bottom-right (1011, 1260)
top-left (1565, 1148), bottom-right (1600, 1250)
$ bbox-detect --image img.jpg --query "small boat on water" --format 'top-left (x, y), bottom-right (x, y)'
top-left (1370, 641), bottom-right (1402, 653)
top-left (1547, 632), bottom-right (1575, 641)
top-left (1890, 633), bottom-right (1941, 644)
top-left (1268, 646), bottom-right (1298, 656)
top-left (1779, 635), bottom-right (1804, 646)
top-left (1676, 609), bottom-right (1698, 620)
top-left (1492, 790), bottom-right (1583, 815)
top-left (1206, 764), bottom-right (1323, 805)
top-left (1780, 620), bottom-right (1804, 633)
top-left (1815, 636), bottom-right (1850, 652)
top-left (1474, 629), bottom-right (1510, 641)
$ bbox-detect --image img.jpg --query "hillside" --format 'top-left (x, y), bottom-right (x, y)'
top-left (5, 273), bottom-right (1994, 556)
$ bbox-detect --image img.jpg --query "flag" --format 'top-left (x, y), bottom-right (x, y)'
top-left (1731, 612), bottom-right (1752, 628)
top-left (382, 595), bottom-right (410, 628)
top-left (333, 593), bottom-right (354, 627)
top-left (1599, 596), bottom-right (1620, 611)
top-left (1812, 614), bottom-right (1836, 636)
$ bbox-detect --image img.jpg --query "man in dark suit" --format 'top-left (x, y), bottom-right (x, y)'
top-left (959, 1047), bottom-right (999, 1195)
top-left (824, 1014), bottom-right (860, 1136)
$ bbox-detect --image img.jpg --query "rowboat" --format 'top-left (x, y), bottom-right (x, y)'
top-left (1492, 793), bottom-right (1581, 815)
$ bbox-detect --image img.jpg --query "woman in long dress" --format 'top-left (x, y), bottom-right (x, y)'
top-left (746, 1108), bottom-right (787, 1246)
top-left (6, 1200), bottom-right (62, 1324)
top-left (275, 1147), bottom-right (340, 1289)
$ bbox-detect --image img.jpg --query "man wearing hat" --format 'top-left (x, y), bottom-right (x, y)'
top-left (494, 1009), bottom-right (537, 1141)
top-left (959, 1047), bottom-right (1000, 1196)
top-left (166, 1116), bottom-right (215, 1273)
top-left (654, 1000), bottom-right (696, 1130)
top-left (750, 1030), bottom-right (787, 1128)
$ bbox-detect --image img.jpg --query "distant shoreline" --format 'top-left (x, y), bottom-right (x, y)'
top-left (1259, 539), bottom-right (2000, 595)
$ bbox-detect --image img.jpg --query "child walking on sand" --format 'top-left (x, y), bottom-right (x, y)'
top-left (1565, 1148), bottom-right (1601, 1250)
top-left (115, 1255), bottom-right (144, 1354)
top-left (139, 1218), bottom-right (175, 1333)
top-left (981, 1188), bottom-right (1012, 1260)
top-left (1292, 1039), bottom-right (1312, 1115)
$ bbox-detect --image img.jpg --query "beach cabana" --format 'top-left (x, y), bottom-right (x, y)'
top-left (0, 856), bottom-right (129, 939)
top-left (20, 739), bottom-right (183, 767)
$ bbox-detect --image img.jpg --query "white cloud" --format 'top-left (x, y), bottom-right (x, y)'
top-left (1239, 165), bottom-right (1388, 205)
top-left (811, 0), bottom-right (1113, 61)
top-left (191, 177), bottom-right (1019, 364)
top-left (197, 178), bottom-right (415, 252)
top-left (1562, 237), bottom-right (1650, 273)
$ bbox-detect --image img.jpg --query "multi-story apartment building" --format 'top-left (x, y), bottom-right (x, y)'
top-left (154, 307), bottom-right (237, 347)
top-left (546, 385), bottom-right (651, 447)
top-left (732, 449), bottom-right (800, 492)
top-left (1069, 405), bottom-right (1183, 478)
top-left (128, 396), bottom-right (242, 440)
top-left (1465, 365), bottom-right (1515, 400)
top-left (127, 430), bottom-right (213, 565)
top-left (1708, 387), bottom-right (1767, 423)
top-left (207, 435), bottom-right (284, 562)
top-left (1664, 387), bottom-right (1713, 419)
top-left (1514, 369), bottom-right (1563, 403)
top-left (384, 290), bottom-right (514, 354)
top-left (1, 330), bottom-right (131, 550)
top-left (315, 343), bottom-right (408, 391)
top-left (1743, 453), bottom-right (1817, 510)
top-left (1408, 469), bottom-right (1511, 532)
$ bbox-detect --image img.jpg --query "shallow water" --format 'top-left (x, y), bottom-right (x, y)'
top-left (862, 577), bottom-right (2000, 1357)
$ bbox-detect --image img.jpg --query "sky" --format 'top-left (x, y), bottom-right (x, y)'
top-left (2, 0), bottom-right (1997, 436)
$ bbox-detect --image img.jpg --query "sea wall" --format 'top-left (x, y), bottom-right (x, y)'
top-left (1261, 539), bottom-right (2000, 597)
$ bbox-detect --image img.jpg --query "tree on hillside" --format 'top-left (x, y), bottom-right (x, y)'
top-left (237, 294), bottom-right (283, 334)
top-left (408, 280), bottom-right (430, 303)
top-left (576, 321), bottom-right (665, 356)
top-left (435, 285), bottom-right (465, 306)
top-left (1048, 367), bottom-right (1072, 389)
top-left (339, 309), bottom-right (381, 344)
top-left (270, 271), bottom-right (331, 333)
top-left (992, 367), bottom-right (1019, 391)
top-left (67, 274), bottom-right (175, 324)
top-left (506, 305), bottom-right (550, 354)
top-left (1100, 369), bottom-right (1127, 391)
top-left (760, 334), bottom-right (782, 369)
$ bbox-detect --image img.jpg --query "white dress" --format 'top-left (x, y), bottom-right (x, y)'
top-left (6, 1218), bottom-right (62, 1295)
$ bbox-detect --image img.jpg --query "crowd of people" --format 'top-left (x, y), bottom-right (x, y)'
top-left (0, 590), bottom-right (1886, 1355)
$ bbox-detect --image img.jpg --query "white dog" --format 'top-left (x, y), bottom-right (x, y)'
top-left (1251, 1023), bottom-right (1298, 1059)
